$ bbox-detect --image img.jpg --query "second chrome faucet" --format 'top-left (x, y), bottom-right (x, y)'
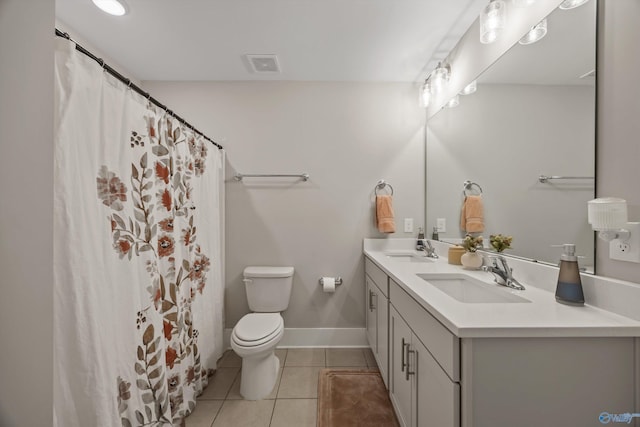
top-left (417, 239), bottom-right (439, 259)
top-left (481, 254), bottom-right (525, 290)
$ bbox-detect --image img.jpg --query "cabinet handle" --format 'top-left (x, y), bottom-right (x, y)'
top-left (405, 347), bottom-right (415, 381)
top-left (400, 338), bottom-right (408, 372)
top-left (368, 290), bottom-right (374, 311)
top-left (401, 338), bottom-right (409, 372)
top-left (372, 292), bottom-right (377, 310)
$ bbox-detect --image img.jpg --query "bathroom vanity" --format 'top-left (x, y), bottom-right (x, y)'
top-left (364, 239), bottom-right (640, 427)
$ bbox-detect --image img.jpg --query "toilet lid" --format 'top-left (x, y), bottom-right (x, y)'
top-left (233, 313), bottom-right (283, 344)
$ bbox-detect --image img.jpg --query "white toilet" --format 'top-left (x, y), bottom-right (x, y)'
top-left (231, 266), bottom-right (294, 400)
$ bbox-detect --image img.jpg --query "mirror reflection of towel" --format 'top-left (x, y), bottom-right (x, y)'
top-left (461, 195), bottom-right (484, 233)
top-left (376, 195), bottom-right (396, 233)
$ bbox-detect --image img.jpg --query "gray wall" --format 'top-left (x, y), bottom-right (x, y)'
top-left (427, 84), bottom-right (595, 267)
top-left (596, 0), bottom-right (640, 282)
top-left (143, 81), bottom-right (426, 328)
top-left (0, 0), bottom-right (54, 426)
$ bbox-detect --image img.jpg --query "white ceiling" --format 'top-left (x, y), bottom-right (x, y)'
top-left (55, 0), bottom-right (486, 82)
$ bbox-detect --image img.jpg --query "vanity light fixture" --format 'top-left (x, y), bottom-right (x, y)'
top-left (421, 81), bottom-right (432, 108)
top-left (460, 80), bottom-right (477, 95)
top-left (519, 18), bottom-right (548, 45)
top-left (588, 198), bottom-right (640, 263)
top-left (559, 0), bottom-right (589, 10)
top-left (480, 0), bottom-right (507, 44)
top-left (430, 63), bottom-right (450, 94)
top-left (92, 0), bottom-right (128, 16)
top-left (446, 95), bottom-right (460, 108)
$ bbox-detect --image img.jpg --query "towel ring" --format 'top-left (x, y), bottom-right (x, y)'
top-left (375, 180), bottom-right (393, 196)
top-left (463, 180), bottom-right (482, 196)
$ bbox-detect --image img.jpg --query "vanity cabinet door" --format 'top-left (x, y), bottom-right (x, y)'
top-left (389, 306), bottom-right (413, 427)
top-left (390, 304), bottom-right (460, 427)
top-left (365, 276), bottom-right (378, 353)
top-left (413, 336), bottom-right (459, 427)
top-left (366, 274), bottom-right (390, 388)
top-left (377, 284), bottom-right (389, 388)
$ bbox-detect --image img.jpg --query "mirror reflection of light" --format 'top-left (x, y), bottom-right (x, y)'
top-left (430, 65), bottom-right (450, 94)
top-left (519, 19), bottom-right (548, 45)
top-left (421, 82), bottom-right (432, 108)
top-left (480, 0), bottom-right (507, 44)
top-left (460, 80), bottom-right (477, 95)
top-left (446, 95), bottom-right (460, 108)
top-left (512, 0), bottom-right (536, 7)
top-left (92, 0), bottom-right (127, 16)
top-left (559, 0), bottom-right (589, 10)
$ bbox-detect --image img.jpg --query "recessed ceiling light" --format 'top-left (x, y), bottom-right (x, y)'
top-left (92, 0), bottom-right (127, 16)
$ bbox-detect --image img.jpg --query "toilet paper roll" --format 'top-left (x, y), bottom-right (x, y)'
top-left (321, 277), bottom-right (336, 293)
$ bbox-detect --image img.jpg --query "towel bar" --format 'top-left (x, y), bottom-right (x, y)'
top-left (234, 173), bottom-right (310, 181)
top-left (538, 175), bottom-right (594, 183)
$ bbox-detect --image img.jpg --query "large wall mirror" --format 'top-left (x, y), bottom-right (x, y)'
top-left (426, 0), bottom-right (596, 271)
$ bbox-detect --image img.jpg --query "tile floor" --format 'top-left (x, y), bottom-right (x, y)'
top-left (185, 347), bottom-right (378, 427)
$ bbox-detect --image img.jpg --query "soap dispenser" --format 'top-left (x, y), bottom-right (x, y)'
top-left (554, 244), bottom-right (585, 306)
top-left (416, 227), bottom-right (426, 249)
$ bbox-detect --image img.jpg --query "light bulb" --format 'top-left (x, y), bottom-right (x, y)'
top-left (430, 65), bottom-right (449, 94)
top-left (421, 82), bottom-right (432, 108)
top-left (519, 19), bottom-right (547, 45)
top-left (92, 0), bottom-right (127, 16)
top-left (480, 0), bottom-right (507, 44)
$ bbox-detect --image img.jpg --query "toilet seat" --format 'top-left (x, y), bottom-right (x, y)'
top-left (232, 313), bottom-right (283, 348)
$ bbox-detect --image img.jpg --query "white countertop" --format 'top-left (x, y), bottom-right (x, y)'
top-left (364, 239), bottom-right (640, 338)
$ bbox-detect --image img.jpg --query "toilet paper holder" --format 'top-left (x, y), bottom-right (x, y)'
top-left (318, 277), bottom-right (343, 286)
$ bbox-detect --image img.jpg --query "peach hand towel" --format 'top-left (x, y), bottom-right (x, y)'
top-left (460, 195), bottom-right (484, 233)
top-left (376, 195), bottom-right (396, 233)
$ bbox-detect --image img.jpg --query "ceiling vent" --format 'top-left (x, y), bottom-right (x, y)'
top-left (244, 54), bottom-right (281, 73)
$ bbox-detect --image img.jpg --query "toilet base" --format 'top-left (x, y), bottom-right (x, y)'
top-left (239, 351), bottom-right (280, 400)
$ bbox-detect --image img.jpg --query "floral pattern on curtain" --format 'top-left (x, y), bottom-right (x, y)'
top-left (54, 39), bottom-right (224, 427)
top-left (99, 107), bottom-right (214, 425)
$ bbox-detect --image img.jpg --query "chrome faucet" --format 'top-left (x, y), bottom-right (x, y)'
top-left (417, 239), bottom-right (439, 259)
top-left (481, 254), bottom-right (525, 290)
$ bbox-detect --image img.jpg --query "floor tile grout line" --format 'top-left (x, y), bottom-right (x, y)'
top-left (267, 398), bottom-right (277, 427)
top-left (194, 348), bottom-right (372, 426)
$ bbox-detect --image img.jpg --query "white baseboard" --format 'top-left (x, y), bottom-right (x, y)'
top-left (223, 327), bottom-right (367, 350)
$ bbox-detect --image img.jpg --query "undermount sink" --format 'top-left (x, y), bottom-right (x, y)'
top-left (417, 273), bottom-right (531, 304)
top-left (384, 252), bottom-right (435, 263)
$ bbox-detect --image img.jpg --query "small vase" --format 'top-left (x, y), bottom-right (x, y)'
top-left (461, 251), bottom-right (483, 270)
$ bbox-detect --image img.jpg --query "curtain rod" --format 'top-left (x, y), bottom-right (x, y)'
top-left (55, 29), bottom-right (223, 150)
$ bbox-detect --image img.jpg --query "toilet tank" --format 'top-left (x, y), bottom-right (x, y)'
top-left (243, 266), bottom-right (294, 312)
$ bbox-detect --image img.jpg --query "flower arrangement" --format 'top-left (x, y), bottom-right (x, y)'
top-left (489, 234), bottom-right (513, 252)
top-left (462, 234), bottom-right (483, 253)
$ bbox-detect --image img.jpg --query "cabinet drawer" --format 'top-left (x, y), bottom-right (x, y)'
top-left (365, 257), bottom-right (388, 297)
top-left (390, 279), bottom-right (460, 381)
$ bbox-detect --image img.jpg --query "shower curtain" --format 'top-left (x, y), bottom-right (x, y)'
top-left (53, 39), bottom-right (224, 426)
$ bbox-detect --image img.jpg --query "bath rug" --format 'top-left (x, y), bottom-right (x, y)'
top-left (317, 369), bottom-right (399, 427)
